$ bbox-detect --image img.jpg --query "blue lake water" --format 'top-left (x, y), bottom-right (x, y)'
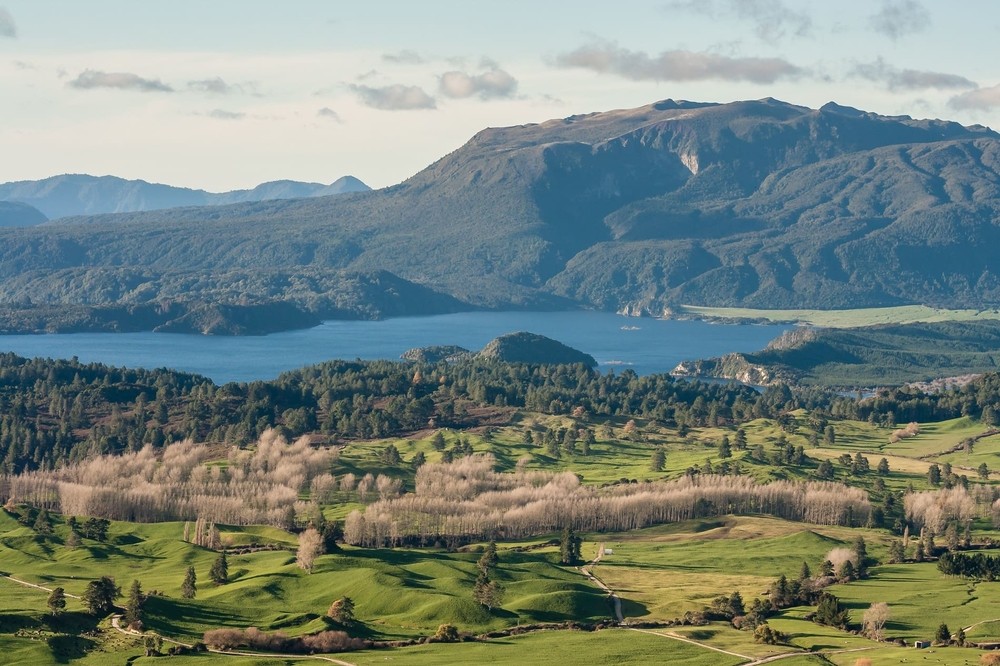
top-left (0, 311), bottom-right (789, 384)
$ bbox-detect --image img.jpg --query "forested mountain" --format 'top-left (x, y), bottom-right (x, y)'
top-left (3, 98), bottom-right (1000, 331)
top-left (0, 201), bottom-right (46, 227)
top-left (0, 173), bottom-right (370, 220)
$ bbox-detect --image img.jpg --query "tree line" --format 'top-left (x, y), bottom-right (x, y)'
top-left (6, 349), bottom-right (1000, 478)
top-left (343, 455), bottom-right (871, 547)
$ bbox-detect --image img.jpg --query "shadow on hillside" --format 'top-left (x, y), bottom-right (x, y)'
top-left (46, 635), bottom-right (96, 664)
top-left (321, 616), bottom-right (380, 639)
top-left (0, 612), bottom-right (40, 632)
top-left (43, 611), bottom-right (98, 635)
top-left (143, 596), bottom-right (244, 638)
top-left (619, 598), bottom-right (649, 619)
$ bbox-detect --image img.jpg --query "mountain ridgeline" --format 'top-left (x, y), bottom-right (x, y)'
top-left (3, 98), bottom-right (1000, 333)
top-left (0, 173), bottom-right (370, 220)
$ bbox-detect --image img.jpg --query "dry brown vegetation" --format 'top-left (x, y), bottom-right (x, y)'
top-left (344, 455), bottom-right (871, 547)
top-left (889, 422), bottom-right (920, 443)
top-left (904, 487), bottom-right (983, 533)
top-left (0, 429), bottom-right (333, 526)
top-left (203, 627), bottom-right (369, 653)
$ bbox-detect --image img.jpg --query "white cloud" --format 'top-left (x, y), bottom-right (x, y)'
top-left (949, 85), bottom-right (1000, 111)
top-left (851, 58), bottom-right (976, 92)
top-left (663, 0), bottom-right (811, 41)
top-left (208, 109), bottom-right (245, 120)
top-left (69, 70), bottom-right (173, 92)
top-left (349, 83), bottom-right (436, 110)
top-left (439, 68), bottom-right (517, 100)
top-left (555, 41), bottom-right (803, 84)
top-left (382, 50), bottom-right (424, 65)
top-left (188, 77), bottom-right (253, 95)
top-left (869, 0), bottom-right (930, 40)
top-left (317, 107), bottom-right (342, 121)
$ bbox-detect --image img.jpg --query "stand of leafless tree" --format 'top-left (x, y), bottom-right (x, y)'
top-left (344, 455), bottom-right (871, 547)
top-left (904, 487), bottom-right (977, 533)
top-left (0, 430), bottom-right (333, 527)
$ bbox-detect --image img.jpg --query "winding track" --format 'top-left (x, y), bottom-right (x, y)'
top-left (578, 542), bottom-right (624, 623)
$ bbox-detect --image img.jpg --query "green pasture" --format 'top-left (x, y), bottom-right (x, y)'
top-left (677, 304), bottom-right (1000, 328)
top-left (349, 627), bottom-right (745, 666)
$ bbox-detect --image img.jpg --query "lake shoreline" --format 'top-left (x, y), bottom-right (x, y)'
top-left (0, 311), bottom-right (791, 384)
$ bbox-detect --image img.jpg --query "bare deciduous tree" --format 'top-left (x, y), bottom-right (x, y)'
top-left (296, 527), bottom-right (324, 574)
top-left (862, 602), bottom-right (891, 641)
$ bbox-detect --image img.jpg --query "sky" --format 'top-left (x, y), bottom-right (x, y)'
top-left (2, 0), bottom-right (1000, 191)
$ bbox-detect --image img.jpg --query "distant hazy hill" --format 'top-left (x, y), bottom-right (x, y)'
top-left (3, 98), bottom-right (1000, 332)
top-left (674, 321), bottom-right (1000, 386)
top-left (0, 174), bottom-right (370, 220)
top-left (0, 201), bottom-right (46, 227)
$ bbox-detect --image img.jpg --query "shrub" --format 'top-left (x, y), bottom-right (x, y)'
top-left (432, 624), bottom-right (460, 643)
top-left (203, 627), bottom-right (368, 653)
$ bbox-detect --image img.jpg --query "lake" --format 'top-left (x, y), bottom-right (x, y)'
top-left (0, 311), bottom-right (789, 384)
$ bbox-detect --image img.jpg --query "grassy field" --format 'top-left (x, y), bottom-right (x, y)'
top-left (6, 409), bottom-right (1000, 664)
top-left (677, 304), bottom-right (1000, 328)
top-left (349, 628), bottom-right (746, 666)
top-left (825, 562), bottom-right (1000, 643)
top-left (335, 412), bottom-right (971, 493)
top-left (592, 518), bottom-right (883, 621)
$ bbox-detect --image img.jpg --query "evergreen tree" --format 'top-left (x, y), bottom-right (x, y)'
top-left (728, 590), bottom-right (745, 617)
top-left (798, 561), bottom-right (811, 581)
top-left (47, 587), bottom-right (66, 616)
top-left (328, 597), bottom-right (355, 624)
top-left (82, 576), bottom-right (120, 616)
top-left (650, 447), bottom-right (665, 472)
top-left (559, 526), bottom-right (582, 565)
top-left (814, 592), bottom-right (849, 628)
top-left (935, 622), bottom-right (951, 645)
top-left (477, 540), bottom-right (498, 573)
top-left (210, 550), bottom-right (229, 584)
top-left (380, 444), bottom-right (402, 466)
top-left (124, 579), bottom-right (144, 628)
top-left (33, 508), bottom-right (52, 535)
top-left (181, 566), bottom-right (197, 599)
top-left (853, 536), bottom-right (869, 576)
top-left (888, 540), bottom-right (905, 563)
top-left (473, 571), bottom-right (505, 610)
top-left (718, 436), bottom-right (732, 459)
top-left (836, 559), bottom-right (855, 581)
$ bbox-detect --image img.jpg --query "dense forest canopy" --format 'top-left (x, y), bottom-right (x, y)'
top-left (0, 351), bottom-right (999, 477)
